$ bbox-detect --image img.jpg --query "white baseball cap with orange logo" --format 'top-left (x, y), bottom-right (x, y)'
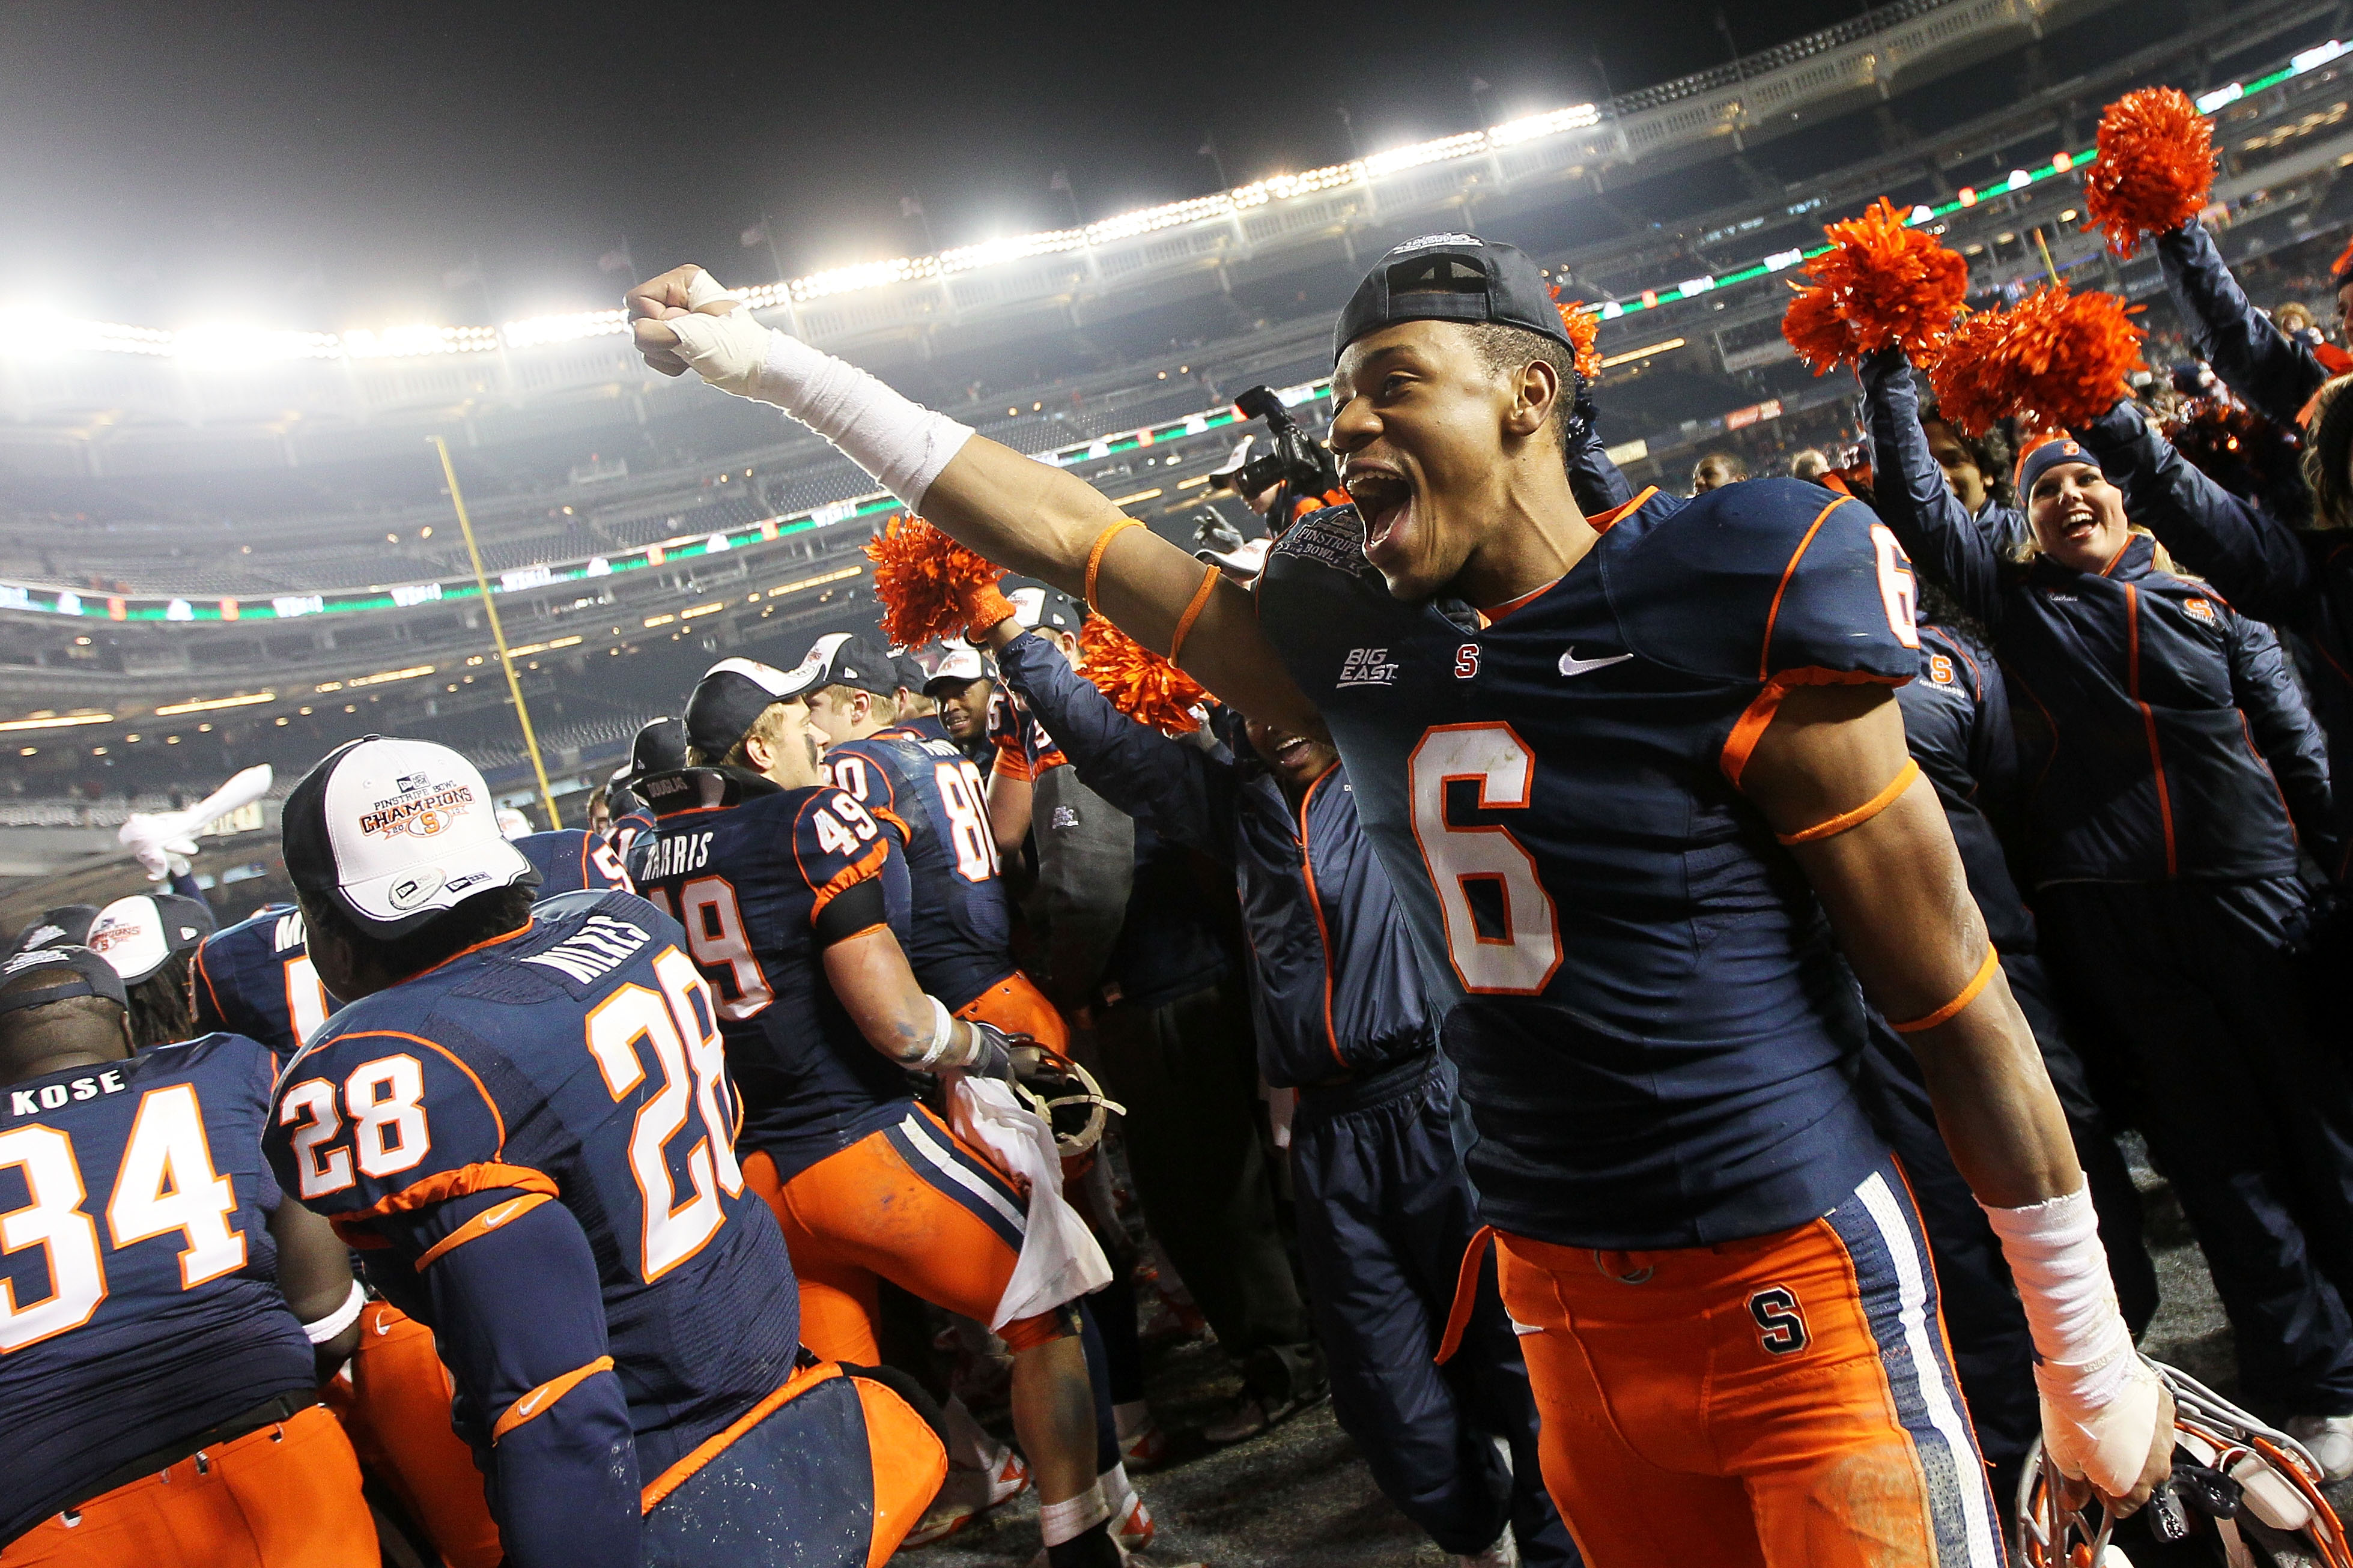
top-left (282, 736), bottom-right (539, 939)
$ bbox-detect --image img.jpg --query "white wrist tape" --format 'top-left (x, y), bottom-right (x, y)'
top-left (303, 1280), bottom-right (367, 1345)
top-left (914, 995), bottom-right (956, 1069)
top-left (664, 310), bottom-right (973, 510)
top-left (1982, 1182), bottom-right (2161, 1493)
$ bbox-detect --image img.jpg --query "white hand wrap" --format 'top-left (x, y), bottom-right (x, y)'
top-left (664, 306), bottom-right (973, 511)
top-left (1981, 1182), bottom-right (2164, 1495)
top-left (303, 1280), bottom-right (367, 1345)
top-left (912, 994), bottom-right (956, 1070)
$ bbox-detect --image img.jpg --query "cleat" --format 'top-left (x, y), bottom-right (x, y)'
top-left (905, 1447), bottom-right (1030, 1547)
top-left (1113, 1491), bottom-right (1155, 1552)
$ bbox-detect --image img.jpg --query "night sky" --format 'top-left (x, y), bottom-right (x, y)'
top-left (0, 0), bottom-right (1863, 328)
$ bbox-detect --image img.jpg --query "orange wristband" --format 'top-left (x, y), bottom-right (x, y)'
top-left (1168, 564), bottom-right (1220, 665)
top-left (1775, 760), bottom-right (1921, 845)
top-left (1085, 519), bottom-right (1144, 608)
top-left (965, 582), bottom-right (1016, 639)
top-left (1890, 943), bottom-right (2000, 1034)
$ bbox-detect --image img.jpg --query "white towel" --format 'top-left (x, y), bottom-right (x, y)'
top-left (947, 1073), bottom-right (1111, 1328)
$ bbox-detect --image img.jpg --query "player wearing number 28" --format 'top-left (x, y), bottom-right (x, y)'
top-left (263, 736), bottom-right (943, 1568)
top-left (628, 231), bottom-right (2175, 1565)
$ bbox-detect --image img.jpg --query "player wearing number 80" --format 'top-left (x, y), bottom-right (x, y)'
top-left (264, 736), bottom-right (944, 1568)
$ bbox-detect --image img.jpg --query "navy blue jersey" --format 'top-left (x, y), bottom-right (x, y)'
top-left (190, 903), bottom-right (336, 1055)
top-left (1899, 623), bottom-right (2033, 952)
top-left (894, 713), bottom-right (953, 746)
top-left (517, 828), bottom-right (634, 897)
top-left (1259, 480), bottom-right (1921, 1249)
top-left (986, 686), bottom-right (1069, 784)
top-left (633, 770), bottom-right (916, 1182)
top-left (262, 891), bottom-right (799, 1483)
top-left (3, 1034), bottom-right (315, 1546)
top-left (610, 808), bottom-right (657, 869)
top-left (825, 728), bottom-right (1014, 1011)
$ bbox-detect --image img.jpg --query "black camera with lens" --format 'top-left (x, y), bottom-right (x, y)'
top-left (1224, 384), bottom-right (1341, 506)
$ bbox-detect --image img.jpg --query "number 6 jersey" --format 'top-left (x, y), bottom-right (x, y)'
top-left (1258, 480), bottom-right (1922, 1252)
top-left (261, 889), bottom-right (801, 1482)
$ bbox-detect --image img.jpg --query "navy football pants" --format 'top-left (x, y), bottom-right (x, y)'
top-left (2040, 879), bottom-right (2353, 1415)
top-left (1290, 1054), bottom-right (1578, 1565)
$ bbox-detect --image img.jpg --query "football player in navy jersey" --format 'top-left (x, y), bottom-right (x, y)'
top-left (633, 240), bottom-right (2175, 1564)
top-left (795, 631), bottom-right (1065, 1047)
top-left (0, 945), bottom-right (376, 1567)
top-left (926, 641), bottom-right (999, 766)
top-left (263, 736), bottom-right (943, 1568)
top-left (516, 826), bottom-right (636, 896)
top-left (635, 656), bottom-right (1147, 1568)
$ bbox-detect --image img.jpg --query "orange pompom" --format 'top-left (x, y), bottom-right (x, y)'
top-left (1780, 197), bottom-right (1970, 375)
top-left (2081, 87), bottom-right (2214, 258)
top-left (863, 514), bottom-right (1003, 649)
top-left (1553, 297), bottom-right (1603, 382)
top-left (1923, 285), bottom-right (2145, 435)
top-left (1782, 285), bottom-right (1862, 377)
top-left (2334, 236), bottom-right (2353, 282)
top-left (1079, 616), bottom-right (1212, 734)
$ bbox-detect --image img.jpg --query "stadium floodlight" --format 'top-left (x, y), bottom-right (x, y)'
top-left (0, 712), bottom-right (114, 733)
top-left (1487, 104), bottom-right (1603, 146)
top-left (153, 692), bottom-right (276, 716)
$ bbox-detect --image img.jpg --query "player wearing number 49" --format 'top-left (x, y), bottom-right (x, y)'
top-left (261, 736), bottom-right (945, 1568)
top-left (631, 234), bottom-right (2175, 1564)
top-left (634, 657), bottom-right (1145, 1568)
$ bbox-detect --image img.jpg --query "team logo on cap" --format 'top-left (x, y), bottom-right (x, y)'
top-left (359, 781), bottom-right (475, 838)
top-left (1393, 233), bottom-right (1483, 252)
top-left (85, 924), bottom-right (135, 956)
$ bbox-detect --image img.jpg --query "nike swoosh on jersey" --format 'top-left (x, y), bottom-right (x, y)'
top-left (1558, 648), bottom-right (1635, 677)
top-left (481, 1199), bottom-right (527, 1230)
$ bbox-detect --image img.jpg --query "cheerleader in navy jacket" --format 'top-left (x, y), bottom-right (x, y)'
top-left (1866, 346), bottom-right (2353, 1468)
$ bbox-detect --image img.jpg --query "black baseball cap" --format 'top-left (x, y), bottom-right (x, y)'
top-left (682, 658), bottom-right (802, 760)
top-left (783, 632), bottom-right (899, 698)
top-left (1005, 580), bottom-right (1085, 634)
top-left (5, 906), bottom-right (100, 962)
top-left (282, 736), bottom-right (540, 940)
top-left (626, 717), bottom-right (688, 782)
top-left (892, 652), bottom-right (929, 694)
top-left (1335, 234), bottom-right (1574, 364)
top-left (0, 945), bottom-right (130, 1019)
top-left (87, 893), bottom-right (216, 985)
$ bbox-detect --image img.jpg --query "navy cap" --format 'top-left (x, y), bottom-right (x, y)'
top-left (1335, 234), bottom-right (1573, 365)
top-left (626, 717), bottom-right (688, 782)
top-left (2016, 436), bottom-right (2102, 498)
top-left (892, 652), bottom-right (929, 694)
top-left (0, 945), bottom-right (130, 1019)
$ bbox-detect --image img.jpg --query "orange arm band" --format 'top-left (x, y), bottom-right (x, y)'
top-left (1890, 943), bottom-right (2000, 1035)
top-left (1168, 564), bottom-right (1220, 665)
top-left (492, 1355), bottom-right (616, 1443)
top-left (1775, 759), bottom-right (1922, 845)
top-left (1084, 519), bottom-right (1144, 608)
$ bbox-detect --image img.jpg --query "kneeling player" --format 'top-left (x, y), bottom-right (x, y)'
top-left (637, 658), bottom-right (1133, 1568)
top-left (264, 737), bottom-right (943, 1568)
top-left (0, 946), bottom-right (377, 1567)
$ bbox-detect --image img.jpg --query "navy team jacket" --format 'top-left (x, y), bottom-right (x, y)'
top-left (2147, 219), bottom-right (2353, 879)
top-left (995, 632), bottom-right (1432, 1088)
top-left (1866, 350), bottom-right (2333, 893)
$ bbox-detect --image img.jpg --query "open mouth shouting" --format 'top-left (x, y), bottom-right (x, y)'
top-left (1343, 461), bottom-right (1415, 572)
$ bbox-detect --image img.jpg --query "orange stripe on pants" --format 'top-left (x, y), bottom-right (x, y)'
top-left (1493, 1178), bottom-right (1999, 1568)
top-left (955, 970), bottom-right (1069, 1053)
top-left (1, 1403), bottom-right (377, 1568)
top-left (743, 1106), bottom-right (1062, 1366)
top-left (321, 1303), bottom-right (502, 1568)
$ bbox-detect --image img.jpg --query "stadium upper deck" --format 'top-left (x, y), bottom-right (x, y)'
top-left (4, 0), bottom-right (2351, 810)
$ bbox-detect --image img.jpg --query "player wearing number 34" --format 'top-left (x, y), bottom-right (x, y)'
top-left (260, 737), bottom-right (944, 1568)
top-left (629, 232), bottom-right (2174, 1564)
